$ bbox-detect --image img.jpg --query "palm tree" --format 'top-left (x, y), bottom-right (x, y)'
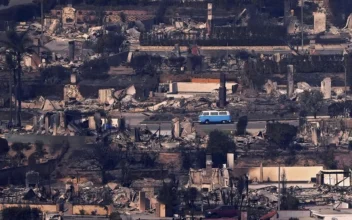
top-left (182, 187), bottom-right (199, 220)
top-left (235, 175), bottom-right (248, 220)
top-left (0, 29), bottom-right (38, 127)
top-left (4, 53), bottom-right (15, 126)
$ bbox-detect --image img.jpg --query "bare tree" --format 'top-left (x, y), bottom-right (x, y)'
top-left (221, 176), bottom-right (247, 219)
top-left (0, 29), bottom-right (39, 127)
top-left (81, 144), bottom-right (125, 184)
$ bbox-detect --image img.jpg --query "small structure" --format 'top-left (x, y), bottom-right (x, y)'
top-left (321, 77), bottom-right (331, 99)
top-left (26, 171), bottom-right (39, 188)
top-left (314, 12), bottom-right (326, 33)
top-left (98, 89), bottom-right (115, 105)
top-left (264, 80), bottom-right (278, 95)
top-left (63, 84), bottom-right (84, 101)
top-left (172, 118), bottom-right (180, 138)
top-left (316, 170), bottom-right (352, 186)
top-left (168, 81), bottom-right (177, 94)
top-left (227, 153), bottom-right (234, 170)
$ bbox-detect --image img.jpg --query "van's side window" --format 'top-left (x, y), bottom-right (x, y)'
top-left (219, 112), bottom-right (227, 115)
top-left (203, 112), bottom-right (209, 115)
top-left (210, 112), bottom-right (218, 116)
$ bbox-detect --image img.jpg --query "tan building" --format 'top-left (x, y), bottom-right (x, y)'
top-left (233, 165), bottom-right (324, 183)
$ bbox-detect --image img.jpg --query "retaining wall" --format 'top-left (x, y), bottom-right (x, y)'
top-left (234, 166), bottom-right (324, 182)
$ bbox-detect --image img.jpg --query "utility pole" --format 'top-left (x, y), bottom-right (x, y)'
top-left (201, 171), bottom-right (203, 212)
top-left (9, 66), bottom-right (13, 126)
top-left (278, 164), bottom-right (281, 211)
top-left (41, 0), bottom-right (44, 46)
top-left (345, 64), bottom-right (347, 100)
top-left (301, 0), bottom-right (304, 51)
top-left (343, 49), bottom-right (348, 100)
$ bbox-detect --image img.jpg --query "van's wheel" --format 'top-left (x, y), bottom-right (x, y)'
top-left (210, 214), bottom-right (219, 218)
top-left (205, 120), bottom-right (209, 124)
top-left (222, 120), bottom-right (227, 124)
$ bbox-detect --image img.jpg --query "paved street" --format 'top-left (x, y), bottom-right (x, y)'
top-left (121, 113), bottom-right (151, 127)
top-left (139, 120), bottom-right (299, 135)
top-left (108, 112), bottom-right (152, 127)
top-left (195, 120), bottom-right (299, 134)
top-left (0, 0), bottom-right (32, 10)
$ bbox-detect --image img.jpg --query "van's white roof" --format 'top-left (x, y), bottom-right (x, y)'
top-left (202, 110), bottom-right (229, 112)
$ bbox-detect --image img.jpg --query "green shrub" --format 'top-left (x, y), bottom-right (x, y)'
top-left (80, 59), bottom-right (110, 80)
top-left (40, 66), bottom-right (71, 84)
top-left (2, 206), bottom-right (41, 220)
top-left (110, 212), bottom-right (122, 220)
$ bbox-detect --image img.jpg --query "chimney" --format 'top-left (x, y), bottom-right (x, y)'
top-left (174, 44), bottom-right (180, 57)
top-left (206, 3), bottom-right (212, 36)
top-left (70, 73), bottom-right (76, 84)
top-left (53, 113), bottom-right (59, 136)
top-left (68, 41), bottom-right (75, 61)
top-left (139, 191), bottom-right (146, 212)
top-left (45, 115), bottom-right (49, 134)
top-left (5, 21), bottom-right (10, 31)
top-left (32, 38), bottom-right (41, 57)
top-left (227, 153), bottom-right (234, 169)
top-left (169, 81), bottom-right (177, 94)
top-left (59, 111), bottom-right (66, 128)
top-left (52, 52), bottom-right (56, 61)
top-left (33, 115), bottom-right (38, 129)
top-left (134, 127), bottom-right (141, 142)
top-left (260, 162), bottom-right (263, 183)
top-left (220, 72), bottom-right (225, 87)
top-left (219, 72), bottom-right (226, 108)
top-left (287, 65), bottom-right (294, 97)
top-left (172, 118), bottom-right (180, 138)
top-left (206, 154), bottom-right (212, 169)
top-left (118, 117), bottom-right (126, 130)
top-left (67, 0), bottom-right (73, 7)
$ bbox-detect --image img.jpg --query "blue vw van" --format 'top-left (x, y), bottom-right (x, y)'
top-left (199, 111), bottom-right (231, 124)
